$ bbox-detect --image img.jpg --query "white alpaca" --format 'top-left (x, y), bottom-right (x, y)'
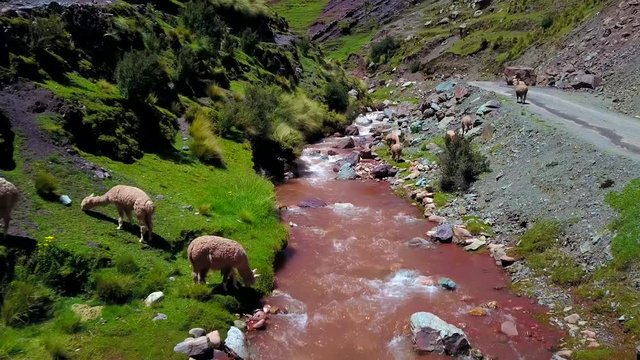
top-left (81, 185), bottom-right (155, 242)
top-left (512, 77), bottom-right (529, 104)
top-left (0, 178), bottom-right (19, 238)
top-left (187, 235), bottom-right (260, 290)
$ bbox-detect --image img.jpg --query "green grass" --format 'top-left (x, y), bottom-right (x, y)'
top-left (605, 178), bottom-right (640, 267)
top-left (36, 114), bottom-right (65, 138)
top-left (325, 31), bottom-right (374, 62)
top-left (516, 219), bottom-right (561, 256)
top-left (270, 0), bottom-right (328, 33)
top-left (573, 348), bottom-right (616, 360)
top-left (0, 135), bottom-right (287, 359)
top-left (433, 192), bottom-right (453, 208)
top-left (462, 215), bottom-right (493, 235)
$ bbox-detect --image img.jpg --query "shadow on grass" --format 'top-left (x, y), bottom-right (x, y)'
top-left (83, 210), bottom-right (174, 252)
top-left (0, 234), bottom-right (37, 252)
top-left (212, 283), bottom-right (264, 313)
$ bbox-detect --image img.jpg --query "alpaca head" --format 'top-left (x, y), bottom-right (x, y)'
top-left (80, 194), bottom-right (95, 211)
top-left (243, 268), bottom-right (260, 286)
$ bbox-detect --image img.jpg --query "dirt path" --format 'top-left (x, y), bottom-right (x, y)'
top-left (469, 81), bottom-right (640, 162)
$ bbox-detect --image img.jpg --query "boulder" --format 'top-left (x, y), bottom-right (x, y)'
top-left (431, 224), bottom-right (454, 243)
top-left (423, 108), bottom-right (436, 118)
top-left (344, 125), bottom-right (360, 136)
top-left (501, 321), bottom-right (519, 337)
top-left (174, 336), bottom-right (213, 358)
top-left (436, 80), bottom-right (457, 94)
top-left (144, 291), bottom-right (164, 306)
top-left (224, 326), bottom-right (249, 360)
top-left (207, 330), bottom-right (222, 348)
top-left (298, 198), bottom-right (328, 208)
top-left (503, 66), bottom-right (536, 86)
top-left (454, 85), bottom-right (470, 100)
top-left (336, 163), bottom-right (357, 180)
top-left (372, 164), bottom-right (393, 179)
top-left (410, 312), bottom-right (471, 356)
top-left (189, 328), bottom-right (206, 338)
top-left (476, 100), bottom-right (501, 115)
top-left (571, 74), bottom-right (602, 89)
top-left (438, 277), bottom-right (457, 290)
top-left (355, 116), bottom-right (372, 126)
top-left (334, 137), bottom-right (355, 149)
top-left (341, 152), bottom-right (360, 167)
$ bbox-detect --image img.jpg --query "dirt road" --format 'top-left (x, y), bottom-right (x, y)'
top-left (469, 81), bottom-right (640, 162)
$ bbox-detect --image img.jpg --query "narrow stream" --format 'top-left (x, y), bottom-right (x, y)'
top-left (250, 118), bottom-right (562, 359)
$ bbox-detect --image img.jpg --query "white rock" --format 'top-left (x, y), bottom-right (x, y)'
top-left (225, 326), bottom-right (249, 360)
top-left (144, 291), bottom-right (164, 306)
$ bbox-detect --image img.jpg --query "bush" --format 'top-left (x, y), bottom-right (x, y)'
top-left (181, 1), bottom-right (227, 44)
top-left (54, 310), bottom-right (83, 334)
top-left (189, 115), bottom-right (225, 167)
top-left (34, 171), bottom-right (59, 196)
top-left (44, 336), bottom-right (71, 360)
top-left (94, 272), bottom-right (136, 304)
top-left (32, 242), bottom-right (96, 295)
top-left (1, 280), bottom-right (54, 327)
top-left (239, 28), bottom-right (259, 54)
top-left (28, 15), bottom-right (68, 52)
top-left (438, 135), bottom-right (489, 192)
top-left (198, 204), bottom-right (212, 216)
top-left (517, 219), bottom-right (561, 256)
top-left (370, 36), bottom-right (399, 63)
top-left (116, 50), bottom-right (172, 104)
top-left (324, 80), bottom-right (349, 113)
top-left (409, 60), bottom-right (421, 73)
top-left (115, 254), bottom-right (139, 274)
top-left (540, 15), bottom-right (554, 30)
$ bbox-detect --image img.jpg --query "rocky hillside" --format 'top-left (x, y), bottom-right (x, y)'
top-left (522, 0), bottom-right (640, 117)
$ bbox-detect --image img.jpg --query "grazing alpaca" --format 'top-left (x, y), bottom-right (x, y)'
top-left (446, 130), bottom-right (458, 141)
top-left (0, 178), bottom-right (19, 238)
top-left (385, 132), bottom-right (400, 147)
top-left (187, 235), bottom-right (260, 290)
top-left (81, 185), bottom-right (155, 242)
top-left (461, 115), bottom-right (474, 134)
top-left (391, 143), bottom-right (403, 162)
top-left (512, 77), bottom-right (529, 104)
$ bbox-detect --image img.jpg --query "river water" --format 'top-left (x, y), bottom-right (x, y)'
top-left (250, 118), bottom-right (561, 359)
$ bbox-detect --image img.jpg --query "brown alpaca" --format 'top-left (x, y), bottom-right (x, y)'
top-left (187, 235), bottom-right (260, 290)
top-left (81, 185), bottom-right (155, 243)
top-left (391, 143), bottom-right (403, 162)
top-left (0, 178), bottom-right (19, 238)
top-left (512, 77), bottom-right (528, 104)
top-left (385, 132), bottom-right (400, 147)
top-left (461, 115), bottom-right (474, 134)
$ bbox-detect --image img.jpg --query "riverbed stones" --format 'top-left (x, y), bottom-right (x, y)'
top-left (336, 163), bottom-right (357, 180)
top-left (464, 239), bottom-right (487, 251)
top-left (207, 330), bottom-right (221, 348)
top-left (334, 137), bottom-right (355, 149)
top-left (225, 326), bottom-right (249, 360)
top-left (372, 164), bottom-right (394, 179)
top-left (436, 80), bottom-right (457, 94)
top-left (298, 198), bottom-right (328, 208)
top-left (500, 320), bottom-right (519, 337)
top-left (189, 328), bottom-right (206, 338)
top-left (174, 336), bottom-right (212, 358)
top-left (438, 277), bottom-right (457, 290)
top-left (410, 312), bottom-right (470, 356)
top-left (344, 125), bottom-right (360, 136)
top-left (431, 223), bottom-right (454, 243)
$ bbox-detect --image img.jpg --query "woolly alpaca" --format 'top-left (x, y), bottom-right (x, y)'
top-left (0, 178), bottom-right (19, 238)
top-left (512, 77), bottom-right (528, 104)
top-left (187, 235), bottom-right (260, 290)
top-left (461, 115), bottom-right (474, 134)
top-left (385, 132), bottom-right (400, 147)
top-left (446, 130), bottom-right (458, 141)
top-left (391, 143), bottom-right (403, 162)
top-left (81, 185), bottom-right (155, 242)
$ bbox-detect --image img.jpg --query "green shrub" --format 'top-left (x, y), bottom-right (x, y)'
top-left (189, 115), bottom-right (225, 167)
top-left (438, 135), bottom-right (489, 192)
top-left (540, 15), bottom-right (554, 30)
top-left (408, 60), bottom-right (421, 73)
top-left (177, 283), bottom-right (213, 301)
top-left (34, 171), bottom-right (59, 196)
top-left (44, 336), bottom-right (71, 360)
top-left (28, 15), bottom-right (68, 52)
top-left (198, 204), bottom-right (212, 216)
top-left (54, 310), bottom-right (83, 334)
top-left (139, 264), bottom-right (169, 294)
top-left (239, 28), bottom-right (259, 54)
top-left (1, 280), bottom-right (54, 327)
top-left (115, 254), bottom-right (139, 274)
top-left (32, 241), bottom-right (95, 295)
top-left (181, 1), bottom-right (227, 44)
top-left (517, 219), bottom-right (561, 256)
top-left (324, 80), bottom-right (349, 113)
top-left (94, 272), bottom-right (136, 304)
top-left (116, 50), bottom-right (171, 104)
top-left (370, 36), bottom-right (399, 63)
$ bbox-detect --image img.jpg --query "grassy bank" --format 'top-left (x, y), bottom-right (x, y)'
top-left (0, 134), bottom-right (286, 359)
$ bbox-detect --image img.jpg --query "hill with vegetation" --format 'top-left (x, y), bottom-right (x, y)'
top-left (0, 0), bottom-right (366, 358)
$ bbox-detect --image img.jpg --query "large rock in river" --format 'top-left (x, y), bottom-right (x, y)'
top-left (334, 137), bottom-right (355, 149)
top-left (410, 312), bottom-right (471, 356)
top-left (344, 125), bottom-right (360, 136)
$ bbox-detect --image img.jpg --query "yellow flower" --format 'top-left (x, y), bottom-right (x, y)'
top-left (45, 235), bottom-right (55, 241)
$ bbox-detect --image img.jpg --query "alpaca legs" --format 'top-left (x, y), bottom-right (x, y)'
top-left (116, 206), bottom-right (125, 230)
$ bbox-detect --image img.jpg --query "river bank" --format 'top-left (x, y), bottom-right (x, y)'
top-left (343, 78), bottom-right (640, 357)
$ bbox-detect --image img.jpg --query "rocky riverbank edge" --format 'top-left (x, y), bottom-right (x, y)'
top-left (326, 78), bottom-right (640, 358)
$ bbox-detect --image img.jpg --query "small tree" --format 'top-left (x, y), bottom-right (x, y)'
top-left (370, 36), bottom-right (399, 64)
top-left (116, 50), bottom-right (169, 103)
top-left (324, 80), bottom-right (349, 113)
top-left (439, 134), bottom-right (489, 192)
